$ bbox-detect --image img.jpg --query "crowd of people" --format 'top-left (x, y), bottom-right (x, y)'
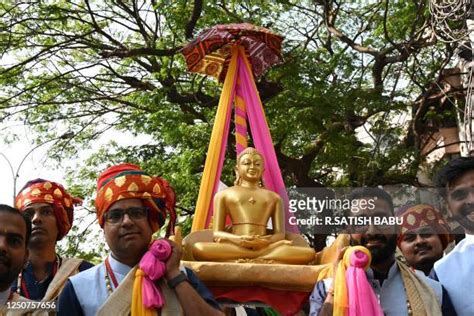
top-left (309, 157), bottom-right (474, 316)
top-left (0, 157), bottom-right (473, 315)
top-left (0, 163), bottom-right (223, 316)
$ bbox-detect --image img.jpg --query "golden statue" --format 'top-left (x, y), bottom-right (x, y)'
top-left (192, 147), bottom-right (315, 264)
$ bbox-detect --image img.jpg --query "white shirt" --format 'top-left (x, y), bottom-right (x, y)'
top-left (434, 233), bottom-right (474, 316)
top-left (69, 255), bottom-right (131, 316)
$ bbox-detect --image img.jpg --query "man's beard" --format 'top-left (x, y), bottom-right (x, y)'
top-left (352, 234), bottom-right (397, 264)
top-left (0, 254), bottom-right (22, 289)
top-left (454, 203), bottom-right (474, 233)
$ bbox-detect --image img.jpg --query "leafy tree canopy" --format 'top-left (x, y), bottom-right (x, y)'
top-left (0, 1), bottom-right (461, 253)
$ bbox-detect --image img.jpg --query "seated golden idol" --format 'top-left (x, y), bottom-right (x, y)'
top-left (192, 147), bottom-right (315, 264)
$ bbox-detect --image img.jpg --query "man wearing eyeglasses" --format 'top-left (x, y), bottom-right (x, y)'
top-left (57, 163), bottom-right (223, 316)
top-left (12, 179), bottom-right (94, 302)
top-left (432, 157), bottom-right (474, 315)
top-left (309, 187), bottom-right (448, 316)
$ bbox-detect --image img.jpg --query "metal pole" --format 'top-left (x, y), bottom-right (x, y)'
top-left (0, 152), bottom-right (16, 203)
top-left (6, 132), bottom-right (73, 203)
top-left (13, 139), bottom-right (56, 199)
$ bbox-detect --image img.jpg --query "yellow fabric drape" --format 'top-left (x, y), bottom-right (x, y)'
top-left (131, 269), bottom-right (155, 316)
top-left (191, 46), bottom-right (240, 232)
top-left (315, 234), bottom-right (351, 282)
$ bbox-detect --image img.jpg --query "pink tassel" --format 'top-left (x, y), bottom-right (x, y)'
top-left (142, 276), bottom-right (165, 308)
top-left (346, 250), bottom-right (384, 316)
top-left (139, 240), bottom-right (172, 308)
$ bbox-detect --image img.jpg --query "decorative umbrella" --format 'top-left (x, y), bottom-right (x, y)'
top-left (181, 23), bottom-right (283, 82)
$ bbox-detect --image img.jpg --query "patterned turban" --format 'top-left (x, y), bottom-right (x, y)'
top-left (15, 179), bottom-right (82, 240)
top-left (95, 163), bottom-right (176, 236)
top-left (396, 204), bottom-right (452, 249)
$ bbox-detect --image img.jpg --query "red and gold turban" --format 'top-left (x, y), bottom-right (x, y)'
top-left (15, 179), bottom-right (81, 240)
top-left (396, 204), bottom-right (452, 249)
top-left (95, 163), bottom-right (176, 236)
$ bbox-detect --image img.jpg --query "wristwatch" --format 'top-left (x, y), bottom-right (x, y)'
top-left (167, 272), bottom-right (187, 289)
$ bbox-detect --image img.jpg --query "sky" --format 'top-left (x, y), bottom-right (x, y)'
top-left (0, 122), bottom-right (154, 206)
top-left (0, 125), bottom-right (66, 206)
top-left (0, 124), bottom-right (155, 256)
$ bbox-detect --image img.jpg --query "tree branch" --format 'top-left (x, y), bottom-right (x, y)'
top-left (185, 0), bottom-right (203, 39)
top-left (100, 47), bottom-right (180, 58)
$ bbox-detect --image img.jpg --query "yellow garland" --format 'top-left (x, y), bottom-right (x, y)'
top-left (316, 234), bottom-right (351, 282)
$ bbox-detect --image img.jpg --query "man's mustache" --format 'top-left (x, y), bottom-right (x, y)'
top-left (455, 204), bottom-right (474, 219)
top-left (0, 254), bottom-right (10, 267)
top-left (363, 234), bottom-right (387, 243)
top-left (414, 243), bottom-right (431, 252)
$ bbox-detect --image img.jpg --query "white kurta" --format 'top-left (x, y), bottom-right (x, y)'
top-left (69, 255), bottom-right (130, 316)
top-left (434, 234), bottom-right (474, 316)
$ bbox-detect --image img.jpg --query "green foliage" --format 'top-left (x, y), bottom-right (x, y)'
top-left (0, 0), bottom-right (459, 254)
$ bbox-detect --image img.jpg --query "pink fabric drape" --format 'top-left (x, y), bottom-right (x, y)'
top-left (203, 47), bottom-right (298, 233)
top-left (345, 250), bottom-right (384, 316)
top-left (139, 240), bottom-right (172, 308)
top-left (236, 49), bottom-right (296, 233)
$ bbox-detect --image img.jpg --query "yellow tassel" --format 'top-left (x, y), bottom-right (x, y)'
top-left (333, 259), bottom-right (348, 316)
top-left (131, 269), bottom-right (156, 316)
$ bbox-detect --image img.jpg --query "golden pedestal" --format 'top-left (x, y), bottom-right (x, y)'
top-left (182, 229), bottom-right (331, 291)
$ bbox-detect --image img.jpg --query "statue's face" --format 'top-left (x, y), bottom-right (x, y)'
top-left (236, 153), bottom-right (264, 183)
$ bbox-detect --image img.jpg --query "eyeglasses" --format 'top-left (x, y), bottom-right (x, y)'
top-left (103, 207), bottom-right (149, 224)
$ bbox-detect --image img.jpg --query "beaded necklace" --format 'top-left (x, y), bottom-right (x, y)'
top-left (407, 300), bottom-right (413, 316)
top-left (104, 257), bottom-right (119, 295)
top-left (16, 254), bottom-right (61, 299)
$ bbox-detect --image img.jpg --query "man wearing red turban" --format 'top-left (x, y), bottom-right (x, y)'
top-left (58, 163), bottom-right (223, 316)
top-left (310, 188), bottom-right (454, 316)
top-left (397, 204), bottom-right (452, 276)
top-left (13, 179), bottom-right (94, 301)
